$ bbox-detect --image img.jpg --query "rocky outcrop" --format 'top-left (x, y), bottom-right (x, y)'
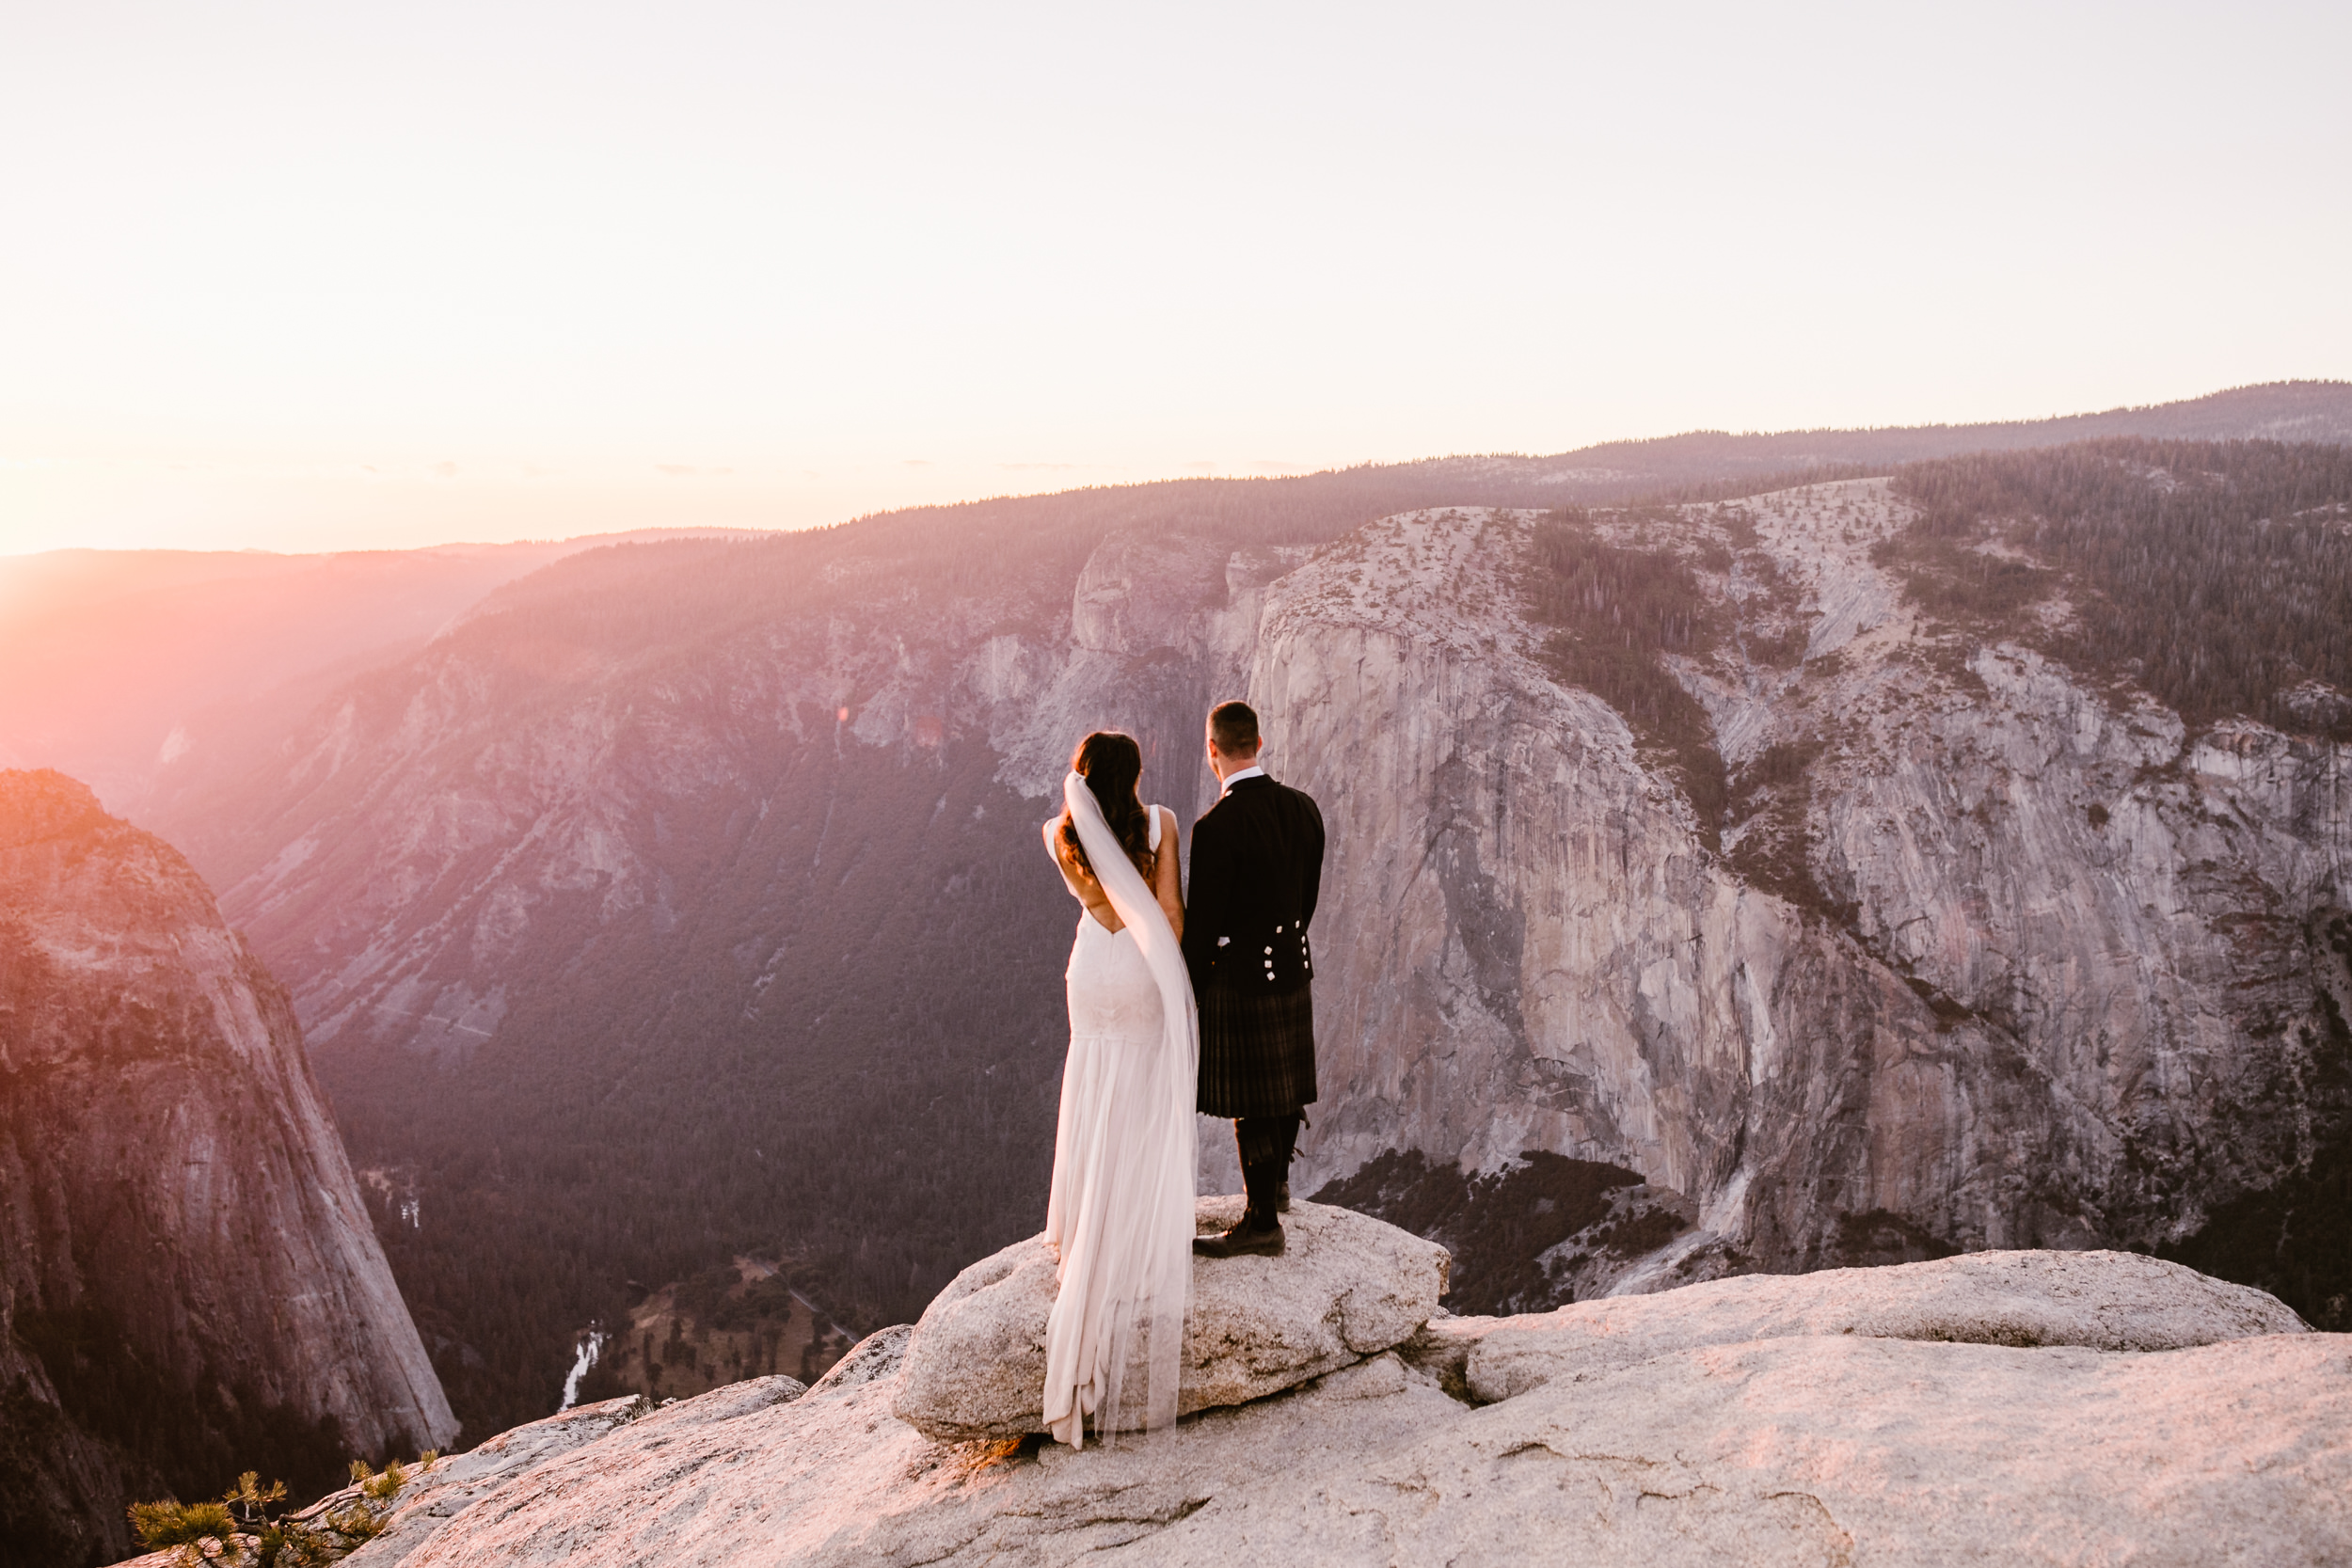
top-left (892, 1198), bottom-right (1449, 1439)
top-left (115, 1392), bottom-right (663, 1568)
top-left (335, 1389), bottom-right (722, 1568)
top-left (0, 770), bottom-right (456, 1568)
top-left (1401, 1247), bottom-right (2308, 1404)
top-left (268, 1245), bottom-right (2344, 1567)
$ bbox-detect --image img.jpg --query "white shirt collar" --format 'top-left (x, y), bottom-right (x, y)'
top-left (1219, 765), bottom-right (1266, 795)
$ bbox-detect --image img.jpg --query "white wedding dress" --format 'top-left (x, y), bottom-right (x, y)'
top-left (1042, 778), bottom-right (1199, 1448)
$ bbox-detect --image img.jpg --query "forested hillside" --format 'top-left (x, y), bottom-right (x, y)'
top-left (1883, 437), bottom-right (2352, 736)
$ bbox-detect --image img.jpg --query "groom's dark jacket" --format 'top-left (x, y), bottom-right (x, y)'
top-left (1185, 772), bottom-right (1325, 1117)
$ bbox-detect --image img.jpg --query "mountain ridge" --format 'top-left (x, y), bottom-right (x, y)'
top-left (117, 423), bottom-right (2352, 1443)
top-left (15, 380), bottom-right (2352, 827)
top-left (9, 384), bottom-right (2346, 1444)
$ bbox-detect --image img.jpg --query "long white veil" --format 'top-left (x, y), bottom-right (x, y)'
top-left (1046, 769), bottom-right (1199, 1443)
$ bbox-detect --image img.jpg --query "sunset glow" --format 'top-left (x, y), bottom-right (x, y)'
top-left (4, 2), bottom-right (2345, 555)
top-left (9, 8), bottom-right (2352, 1553)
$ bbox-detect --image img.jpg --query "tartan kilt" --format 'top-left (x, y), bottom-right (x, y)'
top-left (1197, 983), bottom-right (1317, 1118)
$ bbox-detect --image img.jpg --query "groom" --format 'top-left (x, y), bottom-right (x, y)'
top-left (1185, 700), bottom-right (1326, 1259)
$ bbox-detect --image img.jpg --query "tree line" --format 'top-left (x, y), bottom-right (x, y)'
top-left (1885, 437), bottom-right (2352, 736)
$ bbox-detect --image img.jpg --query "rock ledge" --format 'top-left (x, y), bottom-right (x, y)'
top-left (891, 1197), bottom-right (1452, 1440)
top-left (183, 1248), bottom-right (2347, 1567)
top-left (1412, 1247), bottom-right (2310, 1403)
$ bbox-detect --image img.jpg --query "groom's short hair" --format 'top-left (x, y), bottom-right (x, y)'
top-left (1209, 700), bottom-right (1261, 755)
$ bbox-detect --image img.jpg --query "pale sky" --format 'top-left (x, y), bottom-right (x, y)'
top-left (3, 1), bottom-right (2346, 555)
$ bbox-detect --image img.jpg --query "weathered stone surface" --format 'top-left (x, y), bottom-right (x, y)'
top-left (1393, 1311), bottom-right (1486, 1401)
top-left (118, 1392), bottom-right (677, 1568)
top-left (1451, 1248), bottom-right (2311, 1403)
top-left (391, 1275), bottom-right (2349, 1568)
top-left (338, 1392), bottom-right (670, 1566)
top-left (892, 1197), bottom-right (1451, 1440)
top-left (1333, 1334), bottom-right (2352, 1568)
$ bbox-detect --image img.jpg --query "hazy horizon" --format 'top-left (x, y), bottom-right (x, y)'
top-left (6, 1), bottom-right (2348, 557)
top-left (2, 379), bottom-right (2344, 564)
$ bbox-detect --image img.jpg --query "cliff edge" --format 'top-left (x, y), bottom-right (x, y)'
top-left (0, 769), bottom-right (456, 1568)
top-left (195, 1212), bottom-right (2344, 1568)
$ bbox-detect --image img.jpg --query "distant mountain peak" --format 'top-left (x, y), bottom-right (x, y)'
top-left (0, 766), bottom-right (111, 847)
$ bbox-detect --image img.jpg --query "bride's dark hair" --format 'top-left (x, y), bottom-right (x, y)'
top-left (1060, 731), bottom-right (1153, 878)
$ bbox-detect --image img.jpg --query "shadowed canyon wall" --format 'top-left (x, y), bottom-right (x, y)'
top-left (0, 771), bottom-right (455, 1568)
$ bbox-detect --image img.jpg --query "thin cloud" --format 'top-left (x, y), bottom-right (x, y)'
top-left (656, 464), bottom-right (697, 477)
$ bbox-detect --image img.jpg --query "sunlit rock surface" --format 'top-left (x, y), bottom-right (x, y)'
top-left (892, 1198), bottom-right (1449, 1439)
top-left (1406, 1247), bottom-right (2308, 1405)
top-left (370, 1249), bottom-right (2343, 1567)
top-left (342, 1386), bottom-right (787, 1567)
top-left (0, 770), bottom-right (456, 1567)
top-left (112, 1393), bottom-right (667, 1568)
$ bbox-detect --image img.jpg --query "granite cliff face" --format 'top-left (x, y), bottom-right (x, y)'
top-left (923, 477), bottom-right (2352, 1291)
top-left (1235, 486), bottom-right (2352, 1291)
top-left (141, 436), bottom-right (2352, 1442)
top-left (0, 770), bottom-right (456, 1568)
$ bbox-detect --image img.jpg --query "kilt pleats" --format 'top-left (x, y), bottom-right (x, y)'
top-left (1196, 985), bottom-right (1317, 1118)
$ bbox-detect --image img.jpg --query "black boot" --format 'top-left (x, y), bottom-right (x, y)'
top-left (1250, 1138), bottom-right (1295, 1233)
top-left (1194, 1156), bottom-right (1285, 1258)
top-left (1248, 1113), bottom-right (1301, 1214)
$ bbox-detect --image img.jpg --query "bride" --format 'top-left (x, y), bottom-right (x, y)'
top-left (1039, 731), bottom-right (1199, 1448)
